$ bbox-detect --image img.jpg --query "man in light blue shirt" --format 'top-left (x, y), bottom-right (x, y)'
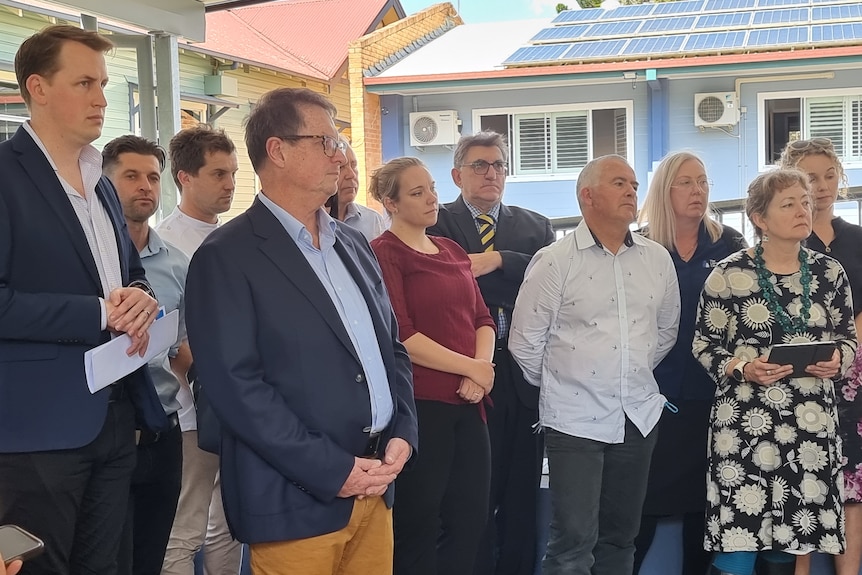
top-left (103, 135), bottom-right (188, 575)
top-left (510, 155), bottom-right (680, 575)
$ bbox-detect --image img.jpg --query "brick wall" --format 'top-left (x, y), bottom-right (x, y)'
top-left (348, 2), bottom-right (462, 207)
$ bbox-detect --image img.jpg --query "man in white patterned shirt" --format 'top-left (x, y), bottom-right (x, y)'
top-left (509, 154), bottom-right (680, 575)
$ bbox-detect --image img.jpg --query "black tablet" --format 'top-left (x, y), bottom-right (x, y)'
top-left (766, 342), bottom-right (837, 378)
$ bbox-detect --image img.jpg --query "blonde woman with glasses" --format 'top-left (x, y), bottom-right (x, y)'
top-left (634, 152), bottom-right (746, 575)
top-left (780, 138), bottom-right (862, 575)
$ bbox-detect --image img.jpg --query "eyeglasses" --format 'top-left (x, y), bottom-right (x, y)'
top-left (671, 178), bottom-right (713, 191)
top-left (280, 135), bottom-right (346, 158)
top-left (787, 137), bottom-right (834, 151)
top-left (459, 160), bottom-right (508, 176)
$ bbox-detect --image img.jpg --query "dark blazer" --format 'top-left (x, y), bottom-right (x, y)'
top-left (185, 198), bottom-right (418, 544)
top-left (0, 127), bottom-right (168, 453)
top-left (428, 195), bottom-right (555, 407)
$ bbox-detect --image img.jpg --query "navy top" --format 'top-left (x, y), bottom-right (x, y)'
top-left (807, 217), bottom-right (862, 317)
top-left (652, 223), bottom-right (747, 401)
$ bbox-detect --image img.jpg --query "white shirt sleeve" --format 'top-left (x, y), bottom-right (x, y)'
top-left (508, 248), bottom-right (562, 386)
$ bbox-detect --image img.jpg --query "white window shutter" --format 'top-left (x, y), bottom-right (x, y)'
top-left (515, 114), bottom-right (550, 174)
top-left (806, 96), bottom-right (845, 157)
top-left (553, 113), bottom-right (589, 172)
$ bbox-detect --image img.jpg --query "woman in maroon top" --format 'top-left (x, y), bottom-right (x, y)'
top-left (369, 157), bottom-right (496, 575)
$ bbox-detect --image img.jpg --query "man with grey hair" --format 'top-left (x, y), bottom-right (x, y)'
top-left (331, 139), bottom-right (386, 240)
top-left (428, 130), bottom-right (554, 575)
top-left (509, 155), bottom-right (680, 575)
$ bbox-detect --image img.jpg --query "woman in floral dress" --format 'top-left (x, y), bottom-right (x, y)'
top-left (780, 138), bottom-right (862, 575)
top-left (692, 169), bottom-right (857, 575)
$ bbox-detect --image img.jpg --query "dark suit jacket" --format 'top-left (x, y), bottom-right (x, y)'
top-left (0, 127), bottom-right (168, 453)
top-left (185, 198), bottom-right (418, 544)
top-left (428, 195), bottom-right (555, 408)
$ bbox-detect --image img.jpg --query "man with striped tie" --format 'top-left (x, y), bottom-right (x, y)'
top-left (428, 131), bottom-right (555, 575)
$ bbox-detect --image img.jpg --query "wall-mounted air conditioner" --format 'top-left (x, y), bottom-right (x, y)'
top-left (694, 92), bottom-right (739, 127)
top-left (409, 110), bottom-right (460, 147)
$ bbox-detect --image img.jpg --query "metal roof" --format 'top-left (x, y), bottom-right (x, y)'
top-left (195, 0), bottom-right (399, 81)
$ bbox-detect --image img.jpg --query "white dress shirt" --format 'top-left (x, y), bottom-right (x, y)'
top-left (509, 220), bottom-right (681, 443)
top-left (155, 206), bottom-right (219, 431)
top-left (23, 122), bottom-right (121, 330)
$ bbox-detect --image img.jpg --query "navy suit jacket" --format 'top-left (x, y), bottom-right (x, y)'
top-left (0, 127), bottom-right (168, 453)
top-left (428, 196), bottom-right (555, 408)
top-left (185, 198), bottom-right (418, 544)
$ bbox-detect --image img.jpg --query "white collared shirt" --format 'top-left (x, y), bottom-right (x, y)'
top-left (509, 220), bottom-right (681, 443)
top-left (23, 122), bottom-right (121, 329)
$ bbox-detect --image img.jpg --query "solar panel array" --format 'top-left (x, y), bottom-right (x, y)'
top-left (504, 0), bottom-right (862, 65)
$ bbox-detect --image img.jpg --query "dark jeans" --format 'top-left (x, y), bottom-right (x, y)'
top-left (118, 420), bottom-right (183, 575)
top-left (542, 419), bottom-right (657, 575)
top-left (394, 400), bottom-right (491, 575)
top-left (475, 344), bottom-right (543, 575)
top-left (0, 397), bottom-right (137, 575)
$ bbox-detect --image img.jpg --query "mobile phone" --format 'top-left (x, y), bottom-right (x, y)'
top-left (0, 525), bottom-right (44, 564)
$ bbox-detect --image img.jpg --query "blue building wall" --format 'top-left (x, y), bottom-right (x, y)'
top-left (380, 66), bottom-right (862, 219)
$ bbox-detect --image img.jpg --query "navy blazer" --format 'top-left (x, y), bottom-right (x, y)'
top-left (185, 198), bottom-right (418, 544)
top-left (428, 196), bottom-right (555, 408)
top-left (0, 127), bottom-right (168, 453)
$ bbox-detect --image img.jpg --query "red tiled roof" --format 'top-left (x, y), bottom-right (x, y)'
top-left (198, 0), bottom-right (392, 81)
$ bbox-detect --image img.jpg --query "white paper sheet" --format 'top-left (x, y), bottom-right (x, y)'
top-left (84, 309), bottom-right (179, 394)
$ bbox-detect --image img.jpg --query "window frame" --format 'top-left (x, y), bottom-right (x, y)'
top-left (757, 86), bottom-right (862, 171)
top-left (471, 100), bottom-right (634, 183)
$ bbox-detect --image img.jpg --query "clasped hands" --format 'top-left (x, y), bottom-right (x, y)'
top-left (338, 437), bottom-right (411, 500)
top-left (457, 358), bottom-right (495, 404)
top-left (741, 350), bottom-right (841, 386)
top-left (105, 287), bottom-right (159, 357)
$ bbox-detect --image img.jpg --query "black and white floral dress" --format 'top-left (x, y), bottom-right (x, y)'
top-left (692, 248), bottom-right (857, 555)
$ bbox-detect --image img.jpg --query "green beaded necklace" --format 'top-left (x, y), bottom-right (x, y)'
top-left (753, 242), bottom-right (812, 334)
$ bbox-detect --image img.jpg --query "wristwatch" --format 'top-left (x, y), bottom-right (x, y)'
top-left (731, 361), bottom-right (749, 382)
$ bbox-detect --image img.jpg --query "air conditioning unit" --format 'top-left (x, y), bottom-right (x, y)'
top-left (694, 92), bottom-right (739, 127)
top-left (409, 110), bottom-right (460, 147)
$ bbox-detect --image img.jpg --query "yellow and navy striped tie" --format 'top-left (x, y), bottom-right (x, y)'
top-left (476, 214), bottom-right (495, 252)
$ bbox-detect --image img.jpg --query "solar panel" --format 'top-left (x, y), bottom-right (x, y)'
top-left (812, 5), bottom-right (862, 20)
top-left (753, 8), bottom-right (809, 25)
top-left (563, 39), bottom-right (628, 59)
top-left (747, 26), bottom-right (809, 46)
top-left (584, 20), bottom-right (643, 38)
top-left (601, 4), bottom-right (655, 19)
top-left (696, 12), bottom-right (753, 28)
top-left (639, 16), bottom-right (697, 34)
top-left (811, 22), bottom-right (862, 41)
top-left (758, 0), bottom-right (809, 6)
top-left (685, 30), bottom-right (747, 50)
top-left (552, 8), bottom-right (604, 24)
top-left (503, 44), bottom-right (571, 65)
top-left (531, 24), bottom-right (591, 43)
top-left (622, 35), bottom-right (687, 55)
top-left (704, 0), bottom-right (756, 11)
top-left (652, 0), bottom-right (706, 15)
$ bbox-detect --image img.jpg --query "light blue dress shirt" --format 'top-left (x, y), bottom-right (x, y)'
top-left (139, 228), bottom-right (189, 416)
top-left (259, 192), bottom-right (394, 432)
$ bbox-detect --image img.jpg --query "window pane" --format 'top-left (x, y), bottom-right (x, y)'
top-left (480, 114), bottom-right (512, 166)
top-left (515, 115), bottom-right (550, 173)
top-left (554, 113), bottom-right (588, 171)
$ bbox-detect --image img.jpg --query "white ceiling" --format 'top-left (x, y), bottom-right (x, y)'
top-left (49, 0), bottom-right (274, 42)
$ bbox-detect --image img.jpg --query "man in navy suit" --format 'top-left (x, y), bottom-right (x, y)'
top-left (428, 131), bottom-right (556, 575)
top-left (0, 25), bottom-right (167, 575)
top-left (184, 87), bottom-right (418, 575)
